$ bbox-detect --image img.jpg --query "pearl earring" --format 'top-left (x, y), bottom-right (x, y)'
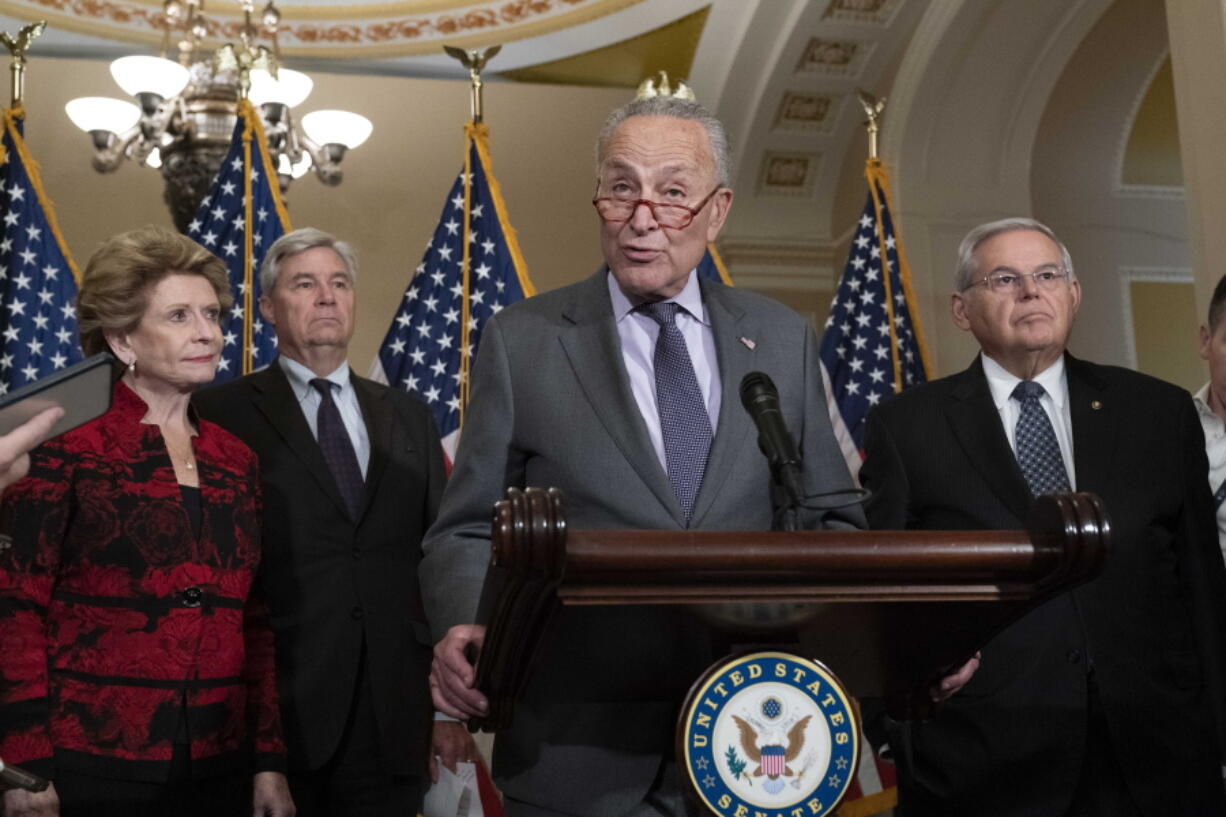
top-left (128, 360), bottom-right (136, 373)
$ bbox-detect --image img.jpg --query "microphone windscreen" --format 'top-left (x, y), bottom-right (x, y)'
top-left (739, 371), bottom-right (778, 410)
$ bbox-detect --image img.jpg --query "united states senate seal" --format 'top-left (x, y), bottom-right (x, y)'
top-left (678, 651), bottom-right (860, 817)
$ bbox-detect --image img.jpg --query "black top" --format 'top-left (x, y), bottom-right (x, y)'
top-left (179, 484), bottom-right (201, 540)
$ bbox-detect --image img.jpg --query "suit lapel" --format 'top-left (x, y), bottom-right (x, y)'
top-left (1065, 355), bottom-right (1116, 496)
top-left (249, 363), bottom-right (352, 519)
top-left (690, 279), bottom-right (755, 527)
top-left (352, 373), bottom-right (392, 524)
top-left (557, 271), bottom-right (684, 525)
top-left (945, 357), bottom-right (1032, 523)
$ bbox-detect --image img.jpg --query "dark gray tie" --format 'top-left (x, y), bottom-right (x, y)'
top-left (311, 378), bottom-right (364, 518)
top-left (640, 302), bottom-right (713, 521)
top-left (1012, 380), bottom-right (1070, 497)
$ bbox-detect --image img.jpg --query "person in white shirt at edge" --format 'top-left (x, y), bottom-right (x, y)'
top-left (1196, 273), bottom-right (1226, 566)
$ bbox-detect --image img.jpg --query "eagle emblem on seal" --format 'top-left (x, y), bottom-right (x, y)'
top-left (730, 713), bottom-right (812, 779)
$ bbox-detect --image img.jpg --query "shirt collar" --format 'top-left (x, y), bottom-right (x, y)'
top-left (606, 268), bottom-right (708, 326)
top-left (1193, 382), bottom-right (1226, 431)
top-left (1195, 382), bottom-right (1213, 416)
top-left (110, 379), bottom-right (203, 432)
top-left (278, 354), bottom-right (351, 401)
top-left (981, 353), bottom-right (1067, 410)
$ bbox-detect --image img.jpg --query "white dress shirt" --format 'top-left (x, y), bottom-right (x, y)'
top-left (981, 353), bottom-right (1076, 490)
top-left (278, 355), bottom-right (371, 477)
top-left (607, 270), bottom-right (721, 473)
top-left (1193, 383), bottom-right (1226, 564)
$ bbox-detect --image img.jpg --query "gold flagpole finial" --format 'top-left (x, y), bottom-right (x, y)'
top-left (857, 90), bottom-right (886, 160)
top-left (1, 21), bottom-right (46, 108)
top-left (444, 45), bottom-right (501, 124)
top-left (215, 1), bottom-right (278, 101)
top-left (635, 70), bottom-right (696, 102)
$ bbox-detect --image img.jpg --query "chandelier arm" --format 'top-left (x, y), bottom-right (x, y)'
top-left (280, 112), bottom-right (306, 163)
top-left (89, 127), bottom-right (141, 173)
top-left (301, 136), bottom-right (342, 186)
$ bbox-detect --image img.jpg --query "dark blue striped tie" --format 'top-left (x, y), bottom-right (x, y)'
top-left (311, 378), bottom-right (365, 518)
top-left (1012, 380), bottom-right (1070, 497)
top-left (640, 302), bottom-right (713, 522)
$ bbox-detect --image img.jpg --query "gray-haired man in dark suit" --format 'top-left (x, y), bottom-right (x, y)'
top-left (861, 218), bottom-right (1226, 816)
top-left (421, 97), bottom-right (870, 817)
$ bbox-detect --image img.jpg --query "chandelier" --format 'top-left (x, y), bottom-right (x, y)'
top-left (63, 0), bottom-right (373, 232)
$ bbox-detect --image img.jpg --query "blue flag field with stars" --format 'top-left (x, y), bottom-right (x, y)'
top-left (698, 244), bottom-right (732, 285)
top-left (818, 160), bottom-right (930, 481)
top-left (0, 108), bottom-right (83, 394)
top-left (185, 100), bottom-right (289, 380)
top-left (370, 123), bottom-right (534, 463)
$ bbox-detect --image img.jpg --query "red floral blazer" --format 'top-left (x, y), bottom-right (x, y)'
top-left (0, 382), bottom-right (285, 782)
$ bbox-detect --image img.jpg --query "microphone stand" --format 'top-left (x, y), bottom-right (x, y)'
top-left (769, 458), bottom-right (805, 532)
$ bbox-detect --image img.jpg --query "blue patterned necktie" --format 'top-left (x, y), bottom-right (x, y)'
top-left (311, 378), bottom-right (365, 518)
top-left (640, 302), bottom-right (713, 522)
top-left (1012, 380), bottom-right (1070, 497)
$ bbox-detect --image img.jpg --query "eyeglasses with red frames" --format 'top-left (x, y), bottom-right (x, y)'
top-left (592, 187), bottom-right (722, 230)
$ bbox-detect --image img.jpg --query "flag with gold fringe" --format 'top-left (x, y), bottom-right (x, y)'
top-left (820, 157), bottom-right (931, 817)
top-left (369, 122), bottom-right (535, 465)
top-left (820, 157), bottom-right (931, 486)
top-left (185, 98), bottom-right (291, 380)
top-left (698, 243), bottom-right (732, 285)
top-left (0, 106), bottom-right (83, 393)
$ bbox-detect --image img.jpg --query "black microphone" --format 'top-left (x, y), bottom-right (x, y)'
top-left (0, 756), bottom-right (49, 792)
top-left (739, 371), bottom-right (805, 507)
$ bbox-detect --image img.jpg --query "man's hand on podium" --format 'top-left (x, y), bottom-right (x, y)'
top-left (930, 652), bottom-right (981, 703)
top-left (431, 624), bottom-right (489, 719)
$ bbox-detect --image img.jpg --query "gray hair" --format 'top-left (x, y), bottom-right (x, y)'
top-left (259, 227), bottom-right (359, 294)
top-left (595, 96), bottom-right (732, 188)
top-left (955, 217), bottom-right (1075, 291)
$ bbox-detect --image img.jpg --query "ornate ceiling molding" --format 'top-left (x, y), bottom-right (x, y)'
top-left (0, 0), bottom-right (641, 57)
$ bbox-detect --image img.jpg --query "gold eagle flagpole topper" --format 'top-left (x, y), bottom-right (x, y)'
top-left (635, 70), bottom-right (696, 102)
top-left (1, 21), bottom-right (46, 108)
top-left (858, 89), bottom-right (886, 160)
top-left (444, 45), bottom-right (501, 123)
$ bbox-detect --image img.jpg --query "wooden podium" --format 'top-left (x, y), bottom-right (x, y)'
top-left (469, 487), bottom-right (1109, 731)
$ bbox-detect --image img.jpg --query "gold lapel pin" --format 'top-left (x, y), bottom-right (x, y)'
top-left (1090, 400), bottom-right (1103, 410)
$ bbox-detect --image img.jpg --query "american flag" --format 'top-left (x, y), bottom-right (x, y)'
top-left (839, 743), bottom-right (899, 817)
top-left (817, 159), bottom-right (926, 817)
top-left (698, 244), bottom-right (732, 285)
top-left (819, 159), bottom-right (930, 482)
top-left (0, 107), bottom-right (83, 394)
top-left (185, 99), bottom-right (290, 380)
top-left (370, 122), bottom-right (534, 463)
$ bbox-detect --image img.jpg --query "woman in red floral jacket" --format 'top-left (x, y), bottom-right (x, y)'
top-left (0, 226), bottom-right (292, 816)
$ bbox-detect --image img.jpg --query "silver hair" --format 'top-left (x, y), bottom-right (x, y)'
top-left (955, 217), bottom-right (1075, 291)
top-left (260, 227), bottom-right (359, 294)
top-left (595, 96), bottom-right (732, 188)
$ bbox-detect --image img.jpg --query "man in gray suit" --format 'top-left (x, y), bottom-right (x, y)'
top-left (422, 97), bottom-right (866, 817)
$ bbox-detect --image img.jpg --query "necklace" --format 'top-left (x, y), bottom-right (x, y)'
top-left (164, 436), bottom-right (197, 471)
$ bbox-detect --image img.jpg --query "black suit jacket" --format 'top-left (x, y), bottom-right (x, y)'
top-left (195, 363), bottom-right (445, 776)
top-left (860, 355), bottom-right (1226, 817)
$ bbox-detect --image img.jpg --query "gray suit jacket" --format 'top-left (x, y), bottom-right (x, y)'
top-left (421, 270), bottom-right (864, 816)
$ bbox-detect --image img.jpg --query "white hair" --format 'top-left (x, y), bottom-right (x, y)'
top-left (595, 96), bottom-right (732, 188)
top-left (260, 227), bottom-right (358, 294)
top-left (955, 217), bottom-right (1075, 291)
